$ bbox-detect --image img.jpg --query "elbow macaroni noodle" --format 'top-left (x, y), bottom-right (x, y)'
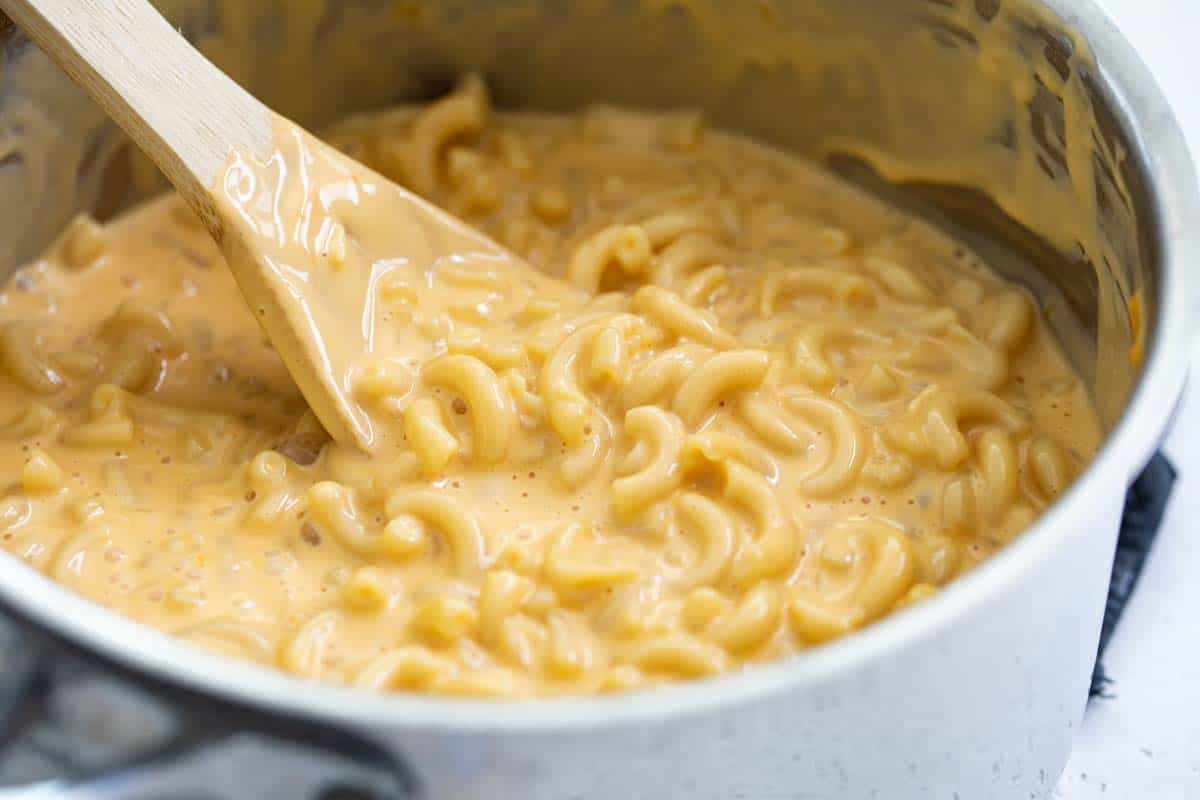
top-left (0, 79), bottom-right (1099, 696)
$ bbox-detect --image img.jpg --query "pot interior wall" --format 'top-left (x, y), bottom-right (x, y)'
top-left (0, 0), bottom-right (1158, 430)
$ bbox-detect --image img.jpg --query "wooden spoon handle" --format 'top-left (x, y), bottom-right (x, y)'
top-left (0, 0), bottom-right (271, 224)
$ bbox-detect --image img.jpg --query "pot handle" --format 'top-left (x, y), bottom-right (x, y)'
top-left (1, 741), bottom-right (409, 800)
top-left (0, 637), bottom-right (417, 800)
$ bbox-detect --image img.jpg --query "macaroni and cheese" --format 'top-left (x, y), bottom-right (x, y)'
top-left (0, 79), bottom-right (1099, 696)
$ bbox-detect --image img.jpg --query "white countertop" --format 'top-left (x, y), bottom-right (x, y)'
top-left (1058, 378), bottom-right (1200, 799)
top-left (1058, 4), bottom-right (1200, 796)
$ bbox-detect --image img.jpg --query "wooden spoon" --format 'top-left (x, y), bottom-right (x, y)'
top-left (1, 0), bottom-right (520, 452)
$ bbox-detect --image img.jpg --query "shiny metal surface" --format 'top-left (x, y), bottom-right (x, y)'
top-left (0, 1), bottom-right (1193, 797)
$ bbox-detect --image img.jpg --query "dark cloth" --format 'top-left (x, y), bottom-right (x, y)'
top-left (1090, 452), bottom-right (1176, 699)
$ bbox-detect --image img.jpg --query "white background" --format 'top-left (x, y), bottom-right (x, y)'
top-left (1058, 3), bottom-right (1200, 797)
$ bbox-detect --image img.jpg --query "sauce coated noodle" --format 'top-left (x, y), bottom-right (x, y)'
top-left (0, 79), bottom-right (1099, 697)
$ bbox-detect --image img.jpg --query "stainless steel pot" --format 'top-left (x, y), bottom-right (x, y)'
top-left (0, 1), bottom-right (1193, 798)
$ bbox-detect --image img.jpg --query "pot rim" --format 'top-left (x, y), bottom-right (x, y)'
top-left (0, 0), bottom-right (1192, 733)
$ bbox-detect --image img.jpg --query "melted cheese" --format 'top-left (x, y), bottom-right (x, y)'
top-left (0, 80), bottom-right (1099, 697)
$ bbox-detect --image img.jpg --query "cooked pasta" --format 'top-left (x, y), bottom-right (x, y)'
top-left (0, 79), bottom-right (1099, 697)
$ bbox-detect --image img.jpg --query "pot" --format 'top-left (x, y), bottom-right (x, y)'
top-left (0, 1), bottom-right (1193, 798)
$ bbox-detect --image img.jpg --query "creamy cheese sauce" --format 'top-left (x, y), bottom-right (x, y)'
top-left (0, 79), bottom-right (1099, 696)
top-left (210, 77), bottom-right (575, 453)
